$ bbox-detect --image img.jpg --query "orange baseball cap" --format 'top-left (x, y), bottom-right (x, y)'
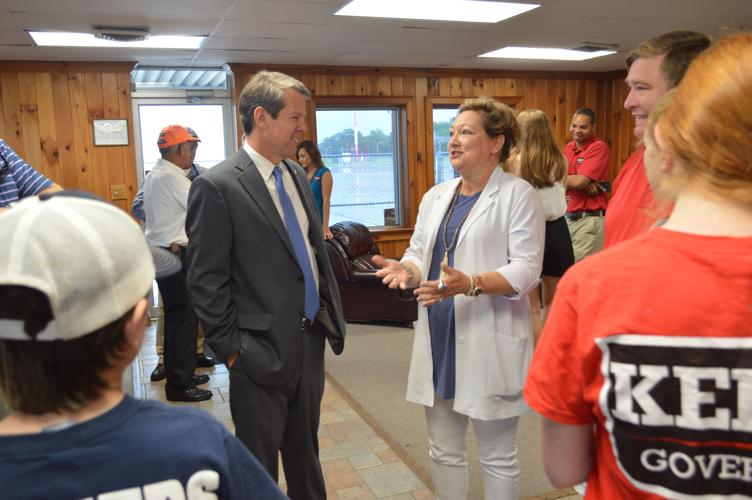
top-left (157, 125), bottom-right (201, 148)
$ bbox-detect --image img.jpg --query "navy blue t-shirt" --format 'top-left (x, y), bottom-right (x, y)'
top-left (427, 191), bottom-right (481, 400)
top-left (0, 395), bottom-right (285, 499)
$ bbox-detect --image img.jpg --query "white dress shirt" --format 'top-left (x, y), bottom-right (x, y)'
top-left (243, 143), bottom-right (319, 288)
top-left (144, 158), bottom-right (191, 247)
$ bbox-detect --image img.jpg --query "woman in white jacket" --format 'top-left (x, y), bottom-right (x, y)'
top-left (374, 96), bottom-right (544, 499)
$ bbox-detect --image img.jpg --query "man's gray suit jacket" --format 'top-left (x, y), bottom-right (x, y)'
top-left (185, 149), bottom-right (345, 386)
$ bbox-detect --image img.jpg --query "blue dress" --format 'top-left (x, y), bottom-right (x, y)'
top-left (427, 191), bottom-right (481, 400)
top-left (308, 165), bottom-right (331, 221)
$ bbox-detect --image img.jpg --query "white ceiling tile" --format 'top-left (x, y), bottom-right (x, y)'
top-left (0, 0), bottom-right (750, 71)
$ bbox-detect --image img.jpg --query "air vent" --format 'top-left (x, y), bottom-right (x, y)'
top-left (572, 42), bottom-right (619, 52)
top-left (93, 26), bottom-right (149, 43)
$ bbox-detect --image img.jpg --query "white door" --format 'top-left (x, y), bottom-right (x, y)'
top-left (132, 98), bottom-right (236, 183)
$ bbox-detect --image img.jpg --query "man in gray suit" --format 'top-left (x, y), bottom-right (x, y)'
top-left (186, 71), bottom-right (345, 499)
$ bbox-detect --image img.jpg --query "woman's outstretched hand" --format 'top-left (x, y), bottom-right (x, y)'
top-left (373, 255), bottom-right (410, 290)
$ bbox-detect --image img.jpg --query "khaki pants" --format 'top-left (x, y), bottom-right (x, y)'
top-left (567, 215), bottom-right (604, 262)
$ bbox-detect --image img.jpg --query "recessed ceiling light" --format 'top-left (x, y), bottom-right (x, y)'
top-left (335, 0), bottom-right (539, 23)
top-left (29, 32), bottom-right (205, 50)
top-left (479, 46), bottom-right (616, 61)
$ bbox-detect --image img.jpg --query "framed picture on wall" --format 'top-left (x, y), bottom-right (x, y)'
top-left (93, 119), bottom-right (129, 146)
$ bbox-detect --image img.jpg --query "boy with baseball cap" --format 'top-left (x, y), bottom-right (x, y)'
top-left (0, 193), bottom-right (284, 499)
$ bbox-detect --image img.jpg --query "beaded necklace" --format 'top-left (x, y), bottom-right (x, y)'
top-left (439, 182), bottom-right (473, 283)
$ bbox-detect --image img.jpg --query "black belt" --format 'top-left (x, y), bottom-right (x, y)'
top-left (566, 210), bottom-right (605, 221)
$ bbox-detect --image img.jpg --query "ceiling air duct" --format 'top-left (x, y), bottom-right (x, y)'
top-left (93, 26), bottom-right (150, 43)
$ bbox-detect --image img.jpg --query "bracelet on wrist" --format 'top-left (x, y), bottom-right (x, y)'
top-left (400, 262), bottom-right (415, 285)
top-left (465, 274), bottom-right (475, 295)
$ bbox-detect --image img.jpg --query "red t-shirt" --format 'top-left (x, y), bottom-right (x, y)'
top-left (604, 147), bottom-right (671, 248)
top-left (564, 137), bottom-right (611, 212)
top-left (524, 228), bottom-right (752, 499)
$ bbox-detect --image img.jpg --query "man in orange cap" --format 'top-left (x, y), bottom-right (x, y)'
top-left (144, 125), bottom-right (212, 402)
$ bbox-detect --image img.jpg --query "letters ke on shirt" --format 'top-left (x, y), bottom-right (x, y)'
top-left (596, 335), bottom-right (752, 497)
top-left (80, 469), bottom-right (219, 500)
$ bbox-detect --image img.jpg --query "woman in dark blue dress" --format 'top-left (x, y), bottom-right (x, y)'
top-left (296, 140), bottom-right (333, 239)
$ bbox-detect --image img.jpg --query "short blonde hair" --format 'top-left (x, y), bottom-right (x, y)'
top-left (458, 96), bottom-right (517, 163)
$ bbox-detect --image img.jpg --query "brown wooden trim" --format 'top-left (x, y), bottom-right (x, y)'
top-left (312, 96), bottom-right (413, 106)
top-left (229, 63), bottom-right (626, 81)
top-left (0, 61), bottom-right (136, 73)
top-left (371, 227), bottom-right (414, 239)
top-left (426, 96), bottom-right (523, 107)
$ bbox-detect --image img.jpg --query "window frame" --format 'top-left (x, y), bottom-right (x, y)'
top-left (309, 96), bottom-right (415, 231)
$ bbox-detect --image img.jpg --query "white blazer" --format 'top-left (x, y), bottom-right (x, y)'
top-left (402, 167), bottom-right (544, 420)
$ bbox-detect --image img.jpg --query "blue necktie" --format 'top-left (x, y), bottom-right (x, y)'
top-left (273, 166), bottom-right (320, 321)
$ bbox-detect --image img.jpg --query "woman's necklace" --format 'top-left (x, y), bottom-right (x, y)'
top-left (439, 182), bottom-right (473, 284)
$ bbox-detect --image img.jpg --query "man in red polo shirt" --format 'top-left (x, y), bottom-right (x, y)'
top-left (604, 31), bottom-right (711, 248)
top-left (564, 108), bottom-right (611, 262)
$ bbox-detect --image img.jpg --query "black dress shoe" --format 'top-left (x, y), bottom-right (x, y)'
top-left (196, 353), bottom-right (216, 367)
top-left (150, 364), bottom-right (166, 382)
top-left (191, 373), bottom-right (210, 386)
top-left (165, 387), bottom-right (213, 402)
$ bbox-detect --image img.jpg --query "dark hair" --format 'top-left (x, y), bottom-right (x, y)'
top-left (159, 144), bottom-right (180, 158)
top-left (573, 107), bottom-right (596, 125)
top-left (0, 286), bottom-right (133, 414)
top-left (238, 71), bottom-right (311, 135)
top-left (458, 96), bottom-right (518, 163)
top-left (296, 140), bottom-right (324, 168)
top-left (626, 31), bottom-right (712, 88)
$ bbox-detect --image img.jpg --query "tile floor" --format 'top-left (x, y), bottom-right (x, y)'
top-left (132, 321), bottom-right (579, 500)
top-left (132, 322), bottom-right (433, 499)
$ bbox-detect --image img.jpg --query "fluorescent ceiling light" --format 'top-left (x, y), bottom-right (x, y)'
top-left (29, 32), bottom-right (205, 49)
top-left (335, 0), bottom-right (539, 23)
top-left (479, 46), bottom-right (616, 61)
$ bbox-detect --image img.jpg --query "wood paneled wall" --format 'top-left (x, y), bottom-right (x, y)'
top-left (598, 72), bottom-right (635, 176)
top-left (0, 62), bottom-right (137, 212)
top-left (231, 65), bottom-right (633, 258)
top-left (0, 61), bottom-right (634, 252)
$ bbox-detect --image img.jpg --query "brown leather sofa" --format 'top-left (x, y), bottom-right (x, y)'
top-left (325, 221), bottom-right (418, 324)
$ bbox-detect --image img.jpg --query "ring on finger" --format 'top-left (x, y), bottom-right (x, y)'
top-left (438, 279), bottom-right (448, 290)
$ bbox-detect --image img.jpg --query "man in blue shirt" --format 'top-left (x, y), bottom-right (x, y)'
top-left (0, 138), bottom-right (62, 207)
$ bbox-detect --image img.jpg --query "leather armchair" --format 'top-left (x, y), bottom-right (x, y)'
top-left (325, 221), bottom-right (418, 324)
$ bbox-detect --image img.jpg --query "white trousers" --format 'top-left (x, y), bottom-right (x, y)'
top-left (425, 396), bottom-right (520, 500)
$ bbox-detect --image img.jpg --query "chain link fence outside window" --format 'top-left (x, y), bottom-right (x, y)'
top-left (324, 153), bottom-right (399, 227)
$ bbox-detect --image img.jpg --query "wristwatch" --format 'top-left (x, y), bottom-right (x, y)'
top-left (466, 274), bottom-right (484, 296)
top-left (472, 275), bottom-right (484, 296)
